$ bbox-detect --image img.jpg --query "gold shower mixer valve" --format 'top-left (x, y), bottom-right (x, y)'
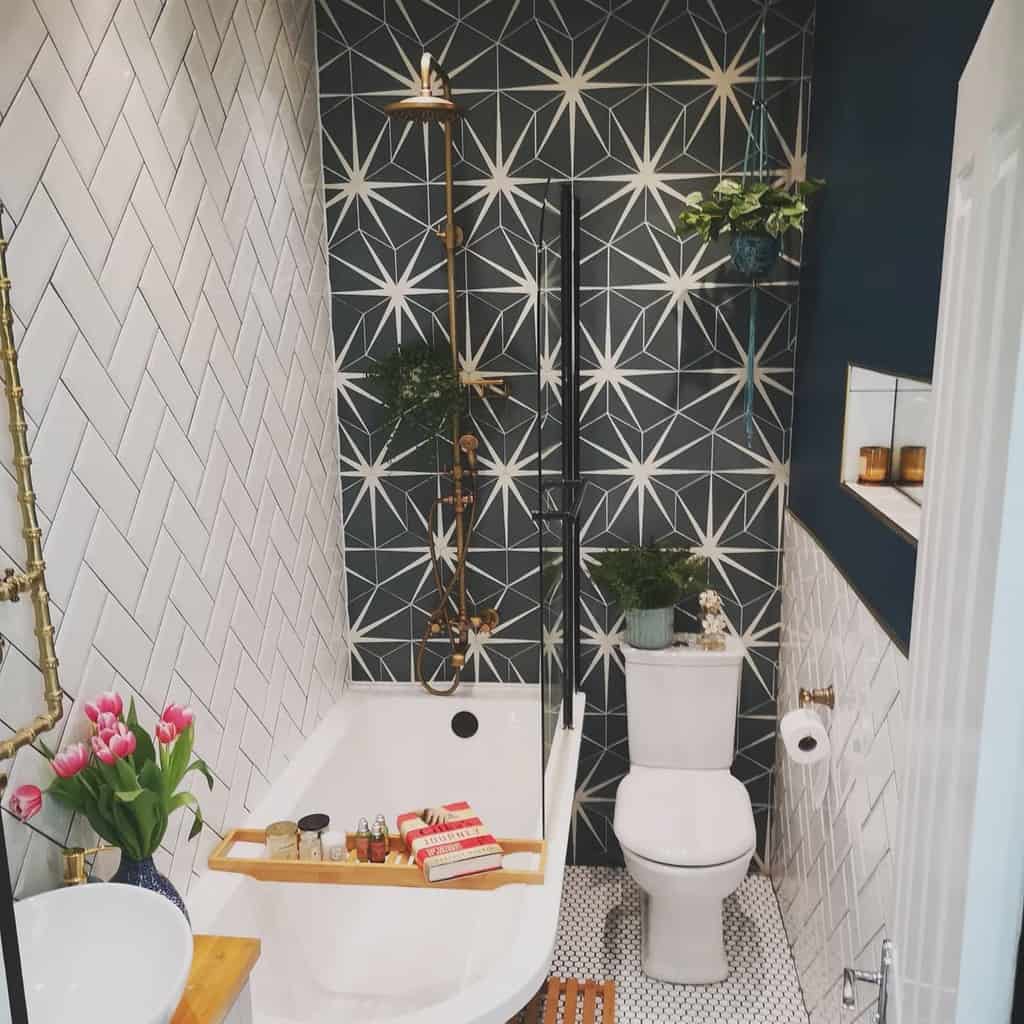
top-left (460, 373), bottom-right (508, 399)
top-left (458, 434), bottom-right (478, 469)
top-left (0, 567), bottom-right (37, 603)
top-left (441, 491), bottom-right (474, 509)
top-left (434, 223), bottom-right (464, 248)
top-left (469, 608), bottom-right (499, 634)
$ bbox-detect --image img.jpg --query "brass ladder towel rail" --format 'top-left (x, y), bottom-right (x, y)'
top-left (0, 205), bottom-right (63, 794)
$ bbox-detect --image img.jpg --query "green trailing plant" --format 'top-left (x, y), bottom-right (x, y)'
top-left (365, 342), bottom-right (465, 434)
top-left (677, 178), bottom-right (824, 244)
top-left (590, 544), bottom-right (706, 611)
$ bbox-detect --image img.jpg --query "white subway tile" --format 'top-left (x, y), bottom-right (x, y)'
top-left (80, 20), bottom-right (134, 142)
top-left (52, 239), bottom-right (120, 362)
top-left (9, 185), bottom-right (67, 323)
top-left (100, 205), bottom-right (151, 320)
top-left (62, 334), bottom-right (129, 449)
top-left (9, 62), bottom-right (72, 214)
top-left (4, 0), bottom-right (346, 904)
top-left (18, 287), bottom-right (78, 424)
top-left (74, 425), bottom-right (139, 533)
top-left (0, 0), bottom-right (46, 117)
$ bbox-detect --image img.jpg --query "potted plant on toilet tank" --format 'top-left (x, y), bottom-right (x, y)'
top-left (8, 691), bottom-right (213, 919)
top-left (590, 544), bottom-right (705, 650)
top-left (677, 178), bottom-right (823, 276)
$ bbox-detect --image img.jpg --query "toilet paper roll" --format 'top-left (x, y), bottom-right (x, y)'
top-left (780, 708), bottom-right (830, 765)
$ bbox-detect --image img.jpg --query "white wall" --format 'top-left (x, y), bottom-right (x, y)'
top-left (0, 0), bottom-right (346, 898)
top-left (772, 514), bottom-right (906, 1023)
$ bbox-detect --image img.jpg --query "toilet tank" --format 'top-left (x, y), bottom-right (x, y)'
top-left (622, 638), bottom-right (744, 769)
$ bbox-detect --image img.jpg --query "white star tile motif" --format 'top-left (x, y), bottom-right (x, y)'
top-left (319, 0), bottom-right (814, 866)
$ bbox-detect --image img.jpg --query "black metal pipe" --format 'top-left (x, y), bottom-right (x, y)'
top-left (0, 815), bottom-right (28, 1023)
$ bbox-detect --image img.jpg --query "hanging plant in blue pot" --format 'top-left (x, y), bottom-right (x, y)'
top-left (677, 178), bottom-right (824, 277)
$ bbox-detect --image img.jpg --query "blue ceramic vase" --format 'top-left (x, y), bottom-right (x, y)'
top-left (112, 855), bottom-right (190, 924)
top-left (730, 232), bottom-right (780, 276)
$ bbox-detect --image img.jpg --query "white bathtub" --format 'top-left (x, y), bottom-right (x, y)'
top-left (189, 684), bottom-right (585, 1024)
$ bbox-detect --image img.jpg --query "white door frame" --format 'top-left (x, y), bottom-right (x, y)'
top-left (892, 0), bottom-right (1024, 1019)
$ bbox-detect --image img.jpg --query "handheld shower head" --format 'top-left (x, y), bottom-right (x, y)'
top-left (384, 52), bottom-right (462, 123)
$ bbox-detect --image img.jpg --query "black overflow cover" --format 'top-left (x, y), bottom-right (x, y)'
top-left (451, 711), bottom-right (479, 739)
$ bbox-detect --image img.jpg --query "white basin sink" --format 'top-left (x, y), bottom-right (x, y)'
top-left (8, 883), bottom-right (193, 1023)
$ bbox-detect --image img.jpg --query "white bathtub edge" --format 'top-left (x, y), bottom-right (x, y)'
top-left (386, 688), bottom-right (587, 1024)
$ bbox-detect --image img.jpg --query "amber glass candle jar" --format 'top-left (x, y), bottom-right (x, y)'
top-left (858, 446), bottom-right (891, 484)
top-left (898, 446), bottom-right (926, 484)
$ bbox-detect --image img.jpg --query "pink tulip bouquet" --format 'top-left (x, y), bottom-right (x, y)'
top-left (32, 693), bottom-right (214, 862)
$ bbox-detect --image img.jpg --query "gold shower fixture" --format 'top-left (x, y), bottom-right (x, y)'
top-left (385, 55), bottom-right (499, 695)
top-left (0, 205), bottom-right (63, 794)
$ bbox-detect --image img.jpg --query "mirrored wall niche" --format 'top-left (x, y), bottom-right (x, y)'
top-left (841, 366), bottom-right (933, 541)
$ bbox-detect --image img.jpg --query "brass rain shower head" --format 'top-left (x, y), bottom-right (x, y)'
top-left (384, 52), bottom-right (462, 124)
top-left (384, 94), bottom-right (462, 123)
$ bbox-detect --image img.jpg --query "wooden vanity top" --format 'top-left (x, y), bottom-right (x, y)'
top-left (171, 934), bottom-right (261, 1024)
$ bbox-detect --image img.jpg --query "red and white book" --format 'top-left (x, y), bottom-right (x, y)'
top-left (397, 801), bottom-right (503, 883)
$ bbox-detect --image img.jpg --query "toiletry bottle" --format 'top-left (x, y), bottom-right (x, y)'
top-left (355, 818), bottom-right (371, 862)
top-left (369, 818), bottom-right (388, 864)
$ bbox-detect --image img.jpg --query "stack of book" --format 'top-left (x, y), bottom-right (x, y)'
top-left (397, 802), bottom-right (503, 883)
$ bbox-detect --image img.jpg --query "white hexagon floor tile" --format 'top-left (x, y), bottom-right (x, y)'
top-left (552, 867), bottom-right (809, 1023)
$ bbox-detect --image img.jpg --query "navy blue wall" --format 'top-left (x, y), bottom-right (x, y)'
top-left (791, 0), bottom-right (993, 651)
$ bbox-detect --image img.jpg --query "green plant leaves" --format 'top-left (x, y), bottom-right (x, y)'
top-left (590, 544), bottom-right (706, 611)
top-left (677, 178), bottom-right (824, 244)
top-left (170, 791), bottom-right (204, 841)
top-left (44, 709), bottom-right (214, 863)
top-left (186, 758), bottom-right (215, 791)
top-left (713, 179), bottom-right (743, 196)
top-left (364, 342), bottom-right (465, 436)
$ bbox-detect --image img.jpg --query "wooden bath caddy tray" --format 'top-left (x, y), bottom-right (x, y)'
top-left (208, 828), bottom-right (546, 890)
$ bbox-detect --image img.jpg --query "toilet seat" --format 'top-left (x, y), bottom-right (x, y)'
top-left (614, 767), bottom-right (755, 868)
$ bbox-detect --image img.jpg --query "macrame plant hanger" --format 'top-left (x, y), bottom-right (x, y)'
top-left (740, 14), bottom-right (769, 446)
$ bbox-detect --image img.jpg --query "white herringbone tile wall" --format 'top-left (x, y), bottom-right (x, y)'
top-left (0, 0), bottom-right (346, 898)
top-left (771, 515), bottom-right (906, 1023)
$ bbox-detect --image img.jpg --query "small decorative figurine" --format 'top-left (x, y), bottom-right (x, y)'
top-left (698, 590), bottom-right (728, 650)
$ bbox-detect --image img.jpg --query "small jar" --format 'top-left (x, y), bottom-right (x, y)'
top-left (355, 818), bottom-right (371, 862)
top-left (297, 813), bottom-right (330, 862)
top-left (266, 820), bottom-right (298, 860)
top-left (322, 830), bottom-right (346, 862)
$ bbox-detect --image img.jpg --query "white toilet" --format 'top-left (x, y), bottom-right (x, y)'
top-left (612, 638), bottom-right (755, 984)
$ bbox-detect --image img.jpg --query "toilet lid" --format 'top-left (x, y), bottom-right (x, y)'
top-left (613, 768), bottom-right (755, 868)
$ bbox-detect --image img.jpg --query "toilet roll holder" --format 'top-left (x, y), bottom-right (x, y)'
top-left (799, 685), bottom-right (835, 710)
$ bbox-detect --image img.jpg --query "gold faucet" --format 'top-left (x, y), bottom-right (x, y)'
top-left (62, 845), bottom-right (119, 886)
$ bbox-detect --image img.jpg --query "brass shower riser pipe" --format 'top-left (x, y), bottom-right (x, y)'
top-left (386, 55), bottom-right (501, 694)
top-left (0, 207), bottom-right (63, 790)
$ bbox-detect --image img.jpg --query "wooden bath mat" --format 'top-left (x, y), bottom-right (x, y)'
top-left (508, 978), bottom-right (615, 1024)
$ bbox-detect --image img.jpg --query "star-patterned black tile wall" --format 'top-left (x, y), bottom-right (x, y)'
top-left (316, 0), bottom-right (814, 867)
